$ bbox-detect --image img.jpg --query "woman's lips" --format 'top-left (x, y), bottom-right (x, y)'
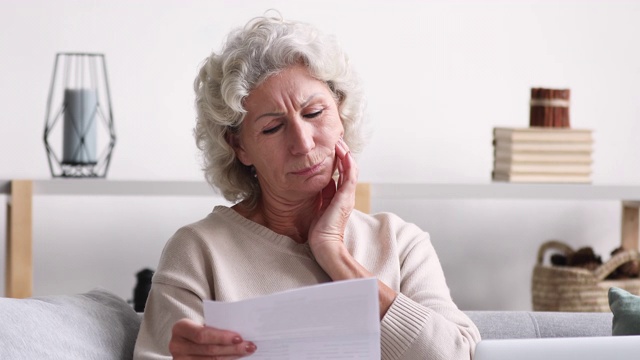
top-left (291, 158), bottom-right (326, 176)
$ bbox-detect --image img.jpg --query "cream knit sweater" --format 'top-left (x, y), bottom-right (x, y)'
top-left (134, 206), bottom-right (480, 359)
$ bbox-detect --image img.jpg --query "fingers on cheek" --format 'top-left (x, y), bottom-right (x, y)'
top-left (342, 153), bottom-right (357, 180)
top-left (336, 157), bottom-right (359, 190)
top-left (352, 157), bottom-right (359, 179)
top-left (335, 138), bottom-right (350, 158)
top-left (335, 143), bottom-right (344, 158)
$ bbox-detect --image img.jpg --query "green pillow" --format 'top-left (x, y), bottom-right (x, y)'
top-left (609, 287), bottom-right (640, 335)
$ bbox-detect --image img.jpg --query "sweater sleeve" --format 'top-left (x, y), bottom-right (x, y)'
top-left (133, 227), bottom-right (214, 360)
top-left (380, 220), bottom-right (481, 360)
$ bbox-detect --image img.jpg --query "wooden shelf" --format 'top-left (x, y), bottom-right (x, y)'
top-left (3, 180), bottom-right (639, 298)
top-left (5, 180), bottom-right (640, 200)
top-left (31, 179), bottom-right (217, 197)
top-left (373, 183), bottom-right (640, 201)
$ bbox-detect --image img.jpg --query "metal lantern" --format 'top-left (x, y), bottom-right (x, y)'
top-left (44, 53), bottom-right (116, 177)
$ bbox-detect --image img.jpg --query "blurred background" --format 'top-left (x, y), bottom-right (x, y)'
top-left (1, 0), bottom-right (639, 310)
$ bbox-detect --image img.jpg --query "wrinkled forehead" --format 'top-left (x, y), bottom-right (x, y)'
top-left (243, 65), bottom-right (331, 112)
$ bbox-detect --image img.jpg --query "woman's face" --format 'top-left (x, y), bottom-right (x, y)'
top-left (233, 64), bottom-right (344, 202)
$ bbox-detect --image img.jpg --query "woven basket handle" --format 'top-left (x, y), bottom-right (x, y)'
top-left (594, 250), bottom-right (640, 281)
top-left (536, 240), bottom-right (574, 265)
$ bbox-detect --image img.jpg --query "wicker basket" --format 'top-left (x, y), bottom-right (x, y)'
top-left (532, 240), bottom-right (640, 312)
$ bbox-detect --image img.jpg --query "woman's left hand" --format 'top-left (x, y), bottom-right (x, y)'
top-left (308, 137), bottom-right (357, 272)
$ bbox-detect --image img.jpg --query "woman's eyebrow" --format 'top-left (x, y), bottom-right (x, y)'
top-left (255, 93), bottom-right (323, 122)
top-left (300, 93), bottom-right (321, 108)
top-left (255, 111), bottom-right (285, 122)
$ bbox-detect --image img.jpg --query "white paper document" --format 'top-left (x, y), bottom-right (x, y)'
top-left (203, 278), bottom-right (380, 359)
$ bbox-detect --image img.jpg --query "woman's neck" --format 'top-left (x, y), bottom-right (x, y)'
top-left (233, 195), bottom-right (318, 244)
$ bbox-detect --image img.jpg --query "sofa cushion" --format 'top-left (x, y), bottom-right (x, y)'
top-left (0, 288), bottom-right (141, 360)
top-left (529, 311), bottom-right (613, 338)
top-left (466, 311), bottom-right (540, 339)
top-left (466, 311), bottom-right (613, 340)
top-left (609, 287), bottom-right (640, 336)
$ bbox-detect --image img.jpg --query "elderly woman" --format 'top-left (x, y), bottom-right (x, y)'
top-left (134, 14), bottom-right (480, 360)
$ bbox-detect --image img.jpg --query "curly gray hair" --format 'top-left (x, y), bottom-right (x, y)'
top-left (193, 13), bottom-right (366, 205)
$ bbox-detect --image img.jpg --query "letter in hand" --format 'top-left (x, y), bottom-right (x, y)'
top-left (169, 318), bottom-right (256, 359)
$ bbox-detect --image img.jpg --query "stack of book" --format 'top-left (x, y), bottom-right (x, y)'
top-left (492, 127), bottom-right (593, 183)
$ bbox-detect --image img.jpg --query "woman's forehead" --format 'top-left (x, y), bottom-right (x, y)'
top-left (245, 67), bottom-right (331, 111)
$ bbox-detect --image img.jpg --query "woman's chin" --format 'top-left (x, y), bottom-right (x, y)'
top-left (289, 172), bottom-right (334, 198)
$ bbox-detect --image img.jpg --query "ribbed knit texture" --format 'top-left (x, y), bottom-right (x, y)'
top-left (134, 206), bottom-right (480, 359)
top-left (381, 293), bottom-right (431, 359)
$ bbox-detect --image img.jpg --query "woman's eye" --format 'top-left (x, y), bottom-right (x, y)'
top-left (262, 124), bottom-right (282, 134)
top-left (303, 110), bottom-right (323, 119)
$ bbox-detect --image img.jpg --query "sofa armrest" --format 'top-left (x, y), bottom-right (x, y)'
top-left (0, 288), bottom-right (141, 360)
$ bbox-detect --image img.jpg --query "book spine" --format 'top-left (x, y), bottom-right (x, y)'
top-left (493, 162), bottom-right (591, 174)
top-left (494, 132), bottom-right (592, 142)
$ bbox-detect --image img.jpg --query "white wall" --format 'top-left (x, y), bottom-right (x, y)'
top-left (1, 0), bottom-right (639, 310)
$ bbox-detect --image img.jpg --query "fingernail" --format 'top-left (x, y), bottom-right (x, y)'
top-left (232, 336), bottom-right (242, 344)
top-left (246, 343), bottom-right (257, 353)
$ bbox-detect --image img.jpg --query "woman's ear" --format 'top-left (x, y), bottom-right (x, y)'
top-left (226, 132), bottom-right (252, 166)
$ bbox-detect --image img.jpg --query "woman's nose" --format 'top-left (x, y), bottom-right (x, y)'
top-left (288, 117), bottom-right (315, 155)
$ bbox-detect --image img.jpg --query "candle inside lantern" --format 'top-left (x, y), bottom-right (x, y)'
top-left (62, 89), bottom-right (98, 164)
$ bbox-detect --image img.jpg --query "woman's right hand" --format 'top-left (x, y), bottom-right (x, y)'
top-left (169, 318), bottom-right (256, 359)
